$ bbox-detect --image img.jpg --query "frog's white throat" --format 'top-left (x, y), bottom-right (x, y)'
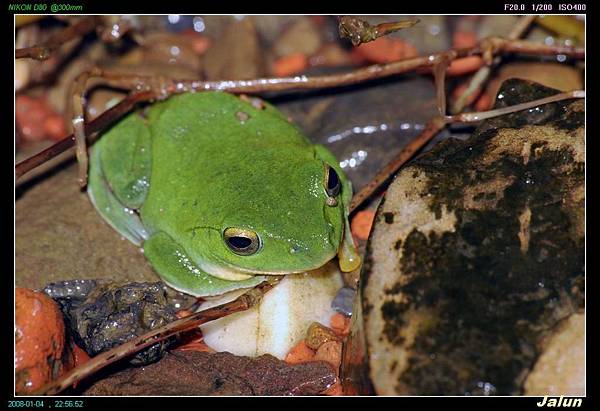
top-left (199, 260), bottom-right (258, 281)
top-left (199, 259), bottom-right (304, 282)
top-left (199, 252), bottom-right (337, 282)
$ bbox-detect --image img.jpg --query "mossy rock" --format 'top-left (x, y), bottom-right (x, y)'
top-left (342, 79), bottom-right (584, 395)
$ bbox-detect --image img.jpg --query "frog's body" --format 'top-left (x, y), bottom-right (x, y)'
top-left (88, 92), bottom-right (359, 297)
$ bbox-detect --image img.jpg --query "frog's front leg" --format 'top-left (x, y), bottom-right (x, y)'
top-left (143, 231), bottom-right (265, 297)
top-left (87, 112), bottom-right (152, 245)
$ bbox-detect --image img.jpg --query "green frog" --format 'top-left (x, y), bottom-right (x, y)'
top-left (88, 91), bottom-right (360, 297)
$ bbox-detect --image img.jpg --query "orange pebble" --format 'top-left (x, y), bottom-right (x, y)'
top-left (323, 380), bottom-right (344, 396)
top-left (453, 31), bottom-right (478, 48)
top-left (330, 312), bottom-right (351, 336)
top-left (176, 340), bottom-right (215, 353)
top-left (354, 37), bottom-right (418, 64)
top-left (285, 340), bottom-right (316, 364)
top-left (313, 340), bottom-right (342, 374)
top-left (343, 384), bottom-right (360, 396)
top-left (351, 210), bottom-right (375, 241)
top-left (72, 343), bottom-right (90, 367)
top-left (15, 288), bottom-right (70, 394)
top-left (176, 309), bottom-right (194, 319)
top-left (173, 328), bottom-right (214, 352)
top-left (272, 52), bottom-right (308, 77)
top-left (446, 56), bottom-right (484, 77)
top-left (349, 48), bottom-right (368, 65)
top-left (44, 115), bottom-right (67, 141)
top-left (190, 36), bottom-right (211, 56)
top-left (475, 92), bottom-right (493, 111)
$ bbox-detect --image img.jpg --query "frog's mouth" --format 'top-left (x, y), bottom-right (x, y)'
top-left (198, 252), bottom-right (339, 282)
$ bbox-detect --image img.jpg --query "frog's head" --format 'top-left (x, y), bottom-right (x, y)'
top-left (190, 151), bottom-right (360, 279)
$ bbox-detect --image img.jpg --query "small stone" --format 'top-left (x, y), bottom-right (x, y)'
top-left (313, 340), bottom-right (342, 374)
top-left (59, 282), bottom-right (178, 365)
top-left (351, 210), bottom-right (375, 241)
top-left (305, 322), bottom-right (340, 350)
top-left (15, 288), bottom-right (72, 394)
top-left (331, 287), bottom-right (355, 317)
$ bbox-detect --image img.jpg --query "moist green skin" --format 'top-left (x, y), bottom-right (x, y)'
top-left (88, 92), bottom-right (355, 297)
top-left (373, 80), bottom-right (584, 395)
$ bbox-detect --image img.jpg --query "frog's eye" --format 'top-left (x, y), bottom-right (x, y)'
top-left (223, 227), bottom-right (261, 255)
top-left (325, 164), bottom-right (341, 197)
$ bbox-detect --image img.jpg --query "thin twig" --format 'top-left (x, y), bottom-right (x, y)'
top-left (33, 278), bottom-right (281, 396)
top-left (15, 16), bottom-right (98, 60)
top-left (72, 37), bottom-right (583, 96)
top-left (498, 38), bottom-right (584, 57)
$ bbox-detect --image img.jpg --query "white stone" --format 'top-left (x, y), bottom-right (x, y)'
top-left (199, 261), bottom-right (343, 359)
